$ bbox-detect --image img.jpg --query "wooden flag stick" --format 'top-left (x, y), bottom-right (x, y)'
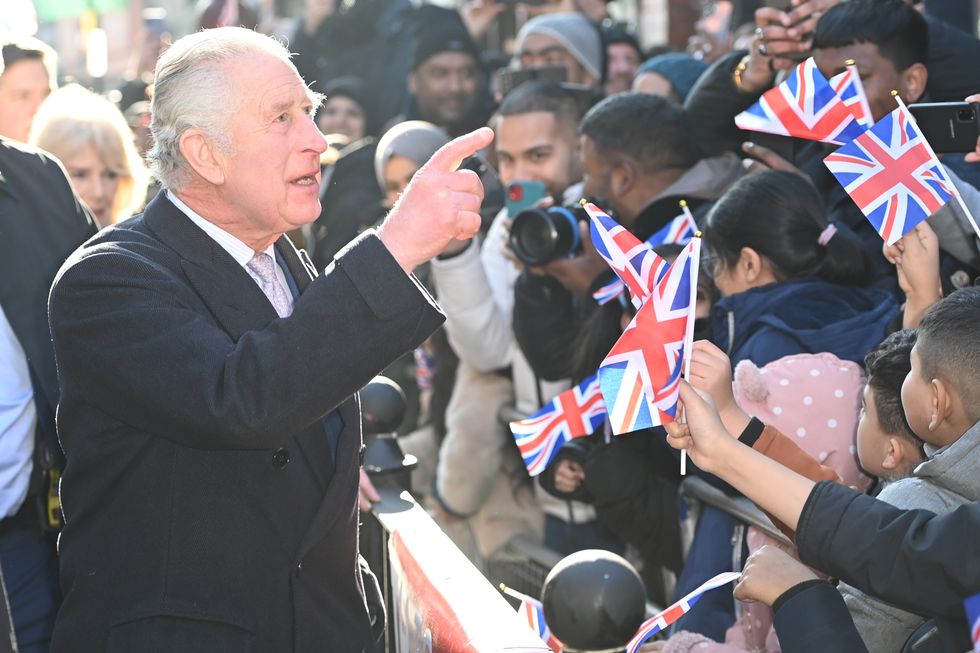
top-left (679, 206), bottom-right (702, 476)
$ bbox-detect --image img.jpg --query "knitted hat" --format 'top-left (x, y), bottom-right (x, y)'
top-left (412, 28), bottom-right (482, 71)
top-left (635, 52), bottom-right (708, 101)
top-left (514, 13), bottom-right (603, 83)
top-left (373, 120), bottom-right (450, 188)
top-left (601, 24), bottom-right (642, 61)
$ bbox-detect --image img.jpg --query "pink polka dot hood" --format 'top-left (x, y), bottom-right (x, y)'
top-left (732, 352), bottom-right (873, 490)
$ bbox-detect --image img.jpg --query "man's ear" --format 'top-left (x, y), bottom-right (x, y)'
top-left (609, 158), bottom-right (636, 198)
top-left (179, 128), bottom-right (226, 186)
top-left (899, 63), bottom-right (928, 104)
top-left (408, 71), bottom-right (418, 96)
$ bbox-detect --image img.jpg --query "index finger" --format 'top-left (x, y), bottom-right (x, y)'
top-left (693, 339), bottom-right (726, 358)
top-left (423, 127), bottom-right (495, 173)
top-left (755, 6), bottom-right (792, 26)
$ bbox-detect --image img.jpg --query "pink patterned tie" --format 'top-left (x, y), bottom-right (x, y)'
top-left (246, 252), bottom-right (293, 318)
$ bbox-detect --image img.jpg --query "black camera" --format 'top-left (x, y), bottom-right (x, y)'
top-left (509, 205), bottom-right (589, 266)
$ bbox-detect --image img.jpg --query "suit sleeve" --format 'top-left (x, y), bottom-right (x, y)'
top-left (49, 230), bottom-right (444, 450)
top-left (796, 481), bottom-right (980, 619)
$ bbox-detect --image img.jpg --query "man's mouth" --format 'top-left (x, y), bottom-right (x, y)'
top-left (292, 174), bottom-right (318, 186)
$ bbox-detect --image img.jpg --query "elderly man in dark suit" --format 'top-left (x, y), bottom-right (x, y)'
top-left (47, 27), bottom-right (490, 653)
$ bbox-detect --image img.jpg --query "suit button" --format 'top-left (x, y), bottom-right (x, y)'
top-left (272, 448), bottom-right (289, 469)
top-left (295, 561), bottom-right (303, 576)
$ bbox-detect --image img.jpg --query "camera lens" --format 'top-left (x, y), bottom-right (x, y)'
top-left (957, 108), bottom-right (975, 122)
top-left (510, 207), bottom-right (581, 265)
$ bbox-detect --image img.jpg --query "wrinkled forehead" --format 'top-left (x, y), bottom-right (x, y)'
top-left (227, 53), bottom-right (322, 116)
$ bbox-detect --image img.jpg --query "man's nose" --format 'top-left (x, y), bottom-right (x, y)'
top-left (303, 116), bottom-right (329, 154)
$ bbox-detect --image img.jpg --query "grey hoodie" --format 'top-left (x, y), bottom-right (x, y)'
top-left (840, 420), bottom-right (980, 653)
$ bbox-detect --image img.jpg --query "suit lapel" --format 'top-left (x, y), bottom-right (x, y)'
top-left (145, 194), bottom-right (356, 548)
top-left (143, 193), bottom-right (280, 338)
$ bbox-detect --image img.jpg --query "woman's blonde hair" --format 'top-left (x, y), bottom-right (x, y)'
top-left (31, 83), bottom-right (150, 224)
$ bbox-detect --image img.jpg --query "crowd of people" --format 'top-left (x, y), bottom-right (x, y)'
top-left (1, 0), bottom-right (979, 651)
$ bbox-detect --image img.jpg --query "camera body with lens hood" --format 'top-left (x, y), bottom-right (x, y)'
top-left (508, 204), bottom-right (592, 266)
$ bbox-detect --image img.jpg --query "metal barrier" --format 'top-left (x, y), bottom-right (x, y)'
top-left (363, 486), bottom-right (551, 653)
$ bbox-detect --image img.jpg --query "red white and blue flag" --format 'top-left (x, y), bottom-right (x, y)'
top-left (512, 591), bottom-right (563, 652)
top-left (510, 374), bottom-right (606, 477)
top-left (964, 592), bottom-right (980, 653)
top-left (830, 63), bottom-right (873, 128)
top-left (626, 572), bottom-right (741, 653)
top-left (735, 57), bottom-right (867, 145)
top-left (823, 104), bottom-right (957, 245)
top-left (586, 202), bottom-right (701, 436)
top-left (591, 208), bottom-right (696, 307)
top-left (588, 203), bottom-right (670, 310)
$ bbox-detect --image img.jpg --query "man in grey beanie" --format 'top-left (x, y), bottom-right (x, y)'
top-left (513, 13), bottom-right (603, 90)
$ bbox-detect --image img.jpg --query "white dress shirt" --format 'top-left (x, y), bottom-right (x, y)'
top-left (167, 191), bottom-right (293, 307)
top-left (0, 304), bottom-right (37, 518)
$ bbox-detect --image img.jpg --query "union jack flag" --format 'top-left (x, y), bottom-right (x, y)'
top-left (591, 208), bottom-right (696, 306)
top-left (830, 63), bottom-right (873, 128)
top-left (964, 592), bottom-right (980, 652)
top-left (587, 203), bottom-right (670, 310)
top-left (599, 240), bottom-right (699, 435)
top-left (625, 572), bottom-right (741, 653)
top-left (824, 104), bottom-right (957, 245)
top-left (512, 591), bottom-right (563, 652)
top-left (510, 374), bottom-right (606, 477)
top-left (735, 57), bottom-right (867, 145)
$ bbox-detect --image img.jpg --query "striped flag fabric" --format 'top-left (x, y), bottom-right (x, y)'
top-left (824, 103), bottom-right (957, 245)
top-left (587, 203), bottom-right (670, 310)
top-left (599, 240), bottom-right (699, 435)
top-left (510, 374), bottom-right (606, 477)
top-left (514, 591), bottom-right (563, 652)
top-left (830, 62), bottom-right (873, 128)
top-left (964, 592), bottom-right (980, 653)
top-left (626, 572), bottom-right (741, 653)
top-left (592, 206), bottom-right (698, 307)
top-left (735, 57), bottom-right (867, 145)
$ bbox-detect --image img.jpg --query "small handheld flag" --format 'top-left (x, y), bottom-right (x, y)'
top-left (591, 202), bottom-right (696, 307)
top-left (965, 592), bottom-right (980, 653)
top-left (830, 59), bottom-right (873, 128)
top-left (510, 374), bottom-right (606, 476)
top-left (625, 572), bottom-right (741, 653)
top-left (735, 57), bottom-right (867, 145)
top-left (824, 93), bottom-right (958, 245)
top-left (501, 584), bottom-right (563, 652)
top-left (586, 201), bottom-right (701, 435)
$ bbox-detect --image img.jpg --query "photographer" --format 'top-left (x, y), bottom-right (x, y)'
top-left (512, 92), bottom-right (744, 382)
top-left (430, 81), bottom-right (602, 558)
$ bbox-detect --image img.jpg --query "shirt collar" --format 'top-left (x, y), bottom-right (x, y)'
top-left (167, 190), bottom-right (275, 266)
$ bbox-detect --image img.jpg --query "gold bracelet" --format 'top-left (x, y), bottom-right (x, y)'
top-left (732, 54), bottom-right (753, 92)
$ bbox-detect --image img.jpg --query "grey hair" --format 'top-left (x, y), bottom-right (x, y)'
top-left (147, 27), bottom-right (317, 190)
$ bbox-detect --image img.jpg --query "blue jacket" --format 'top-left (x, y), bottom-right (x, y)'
top-left (711, 277), bottom-right (900, 368)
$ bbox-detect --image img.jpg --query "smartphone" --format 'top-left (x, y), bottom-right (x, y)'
top-left (909, 102), bottom-right (980, 153)
top-left (506, 181), bottom-right (548, 217)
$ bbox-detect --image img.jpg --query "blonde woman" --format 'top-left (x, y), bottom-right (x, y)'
top-left (31, 84), bottom-right (150, 227)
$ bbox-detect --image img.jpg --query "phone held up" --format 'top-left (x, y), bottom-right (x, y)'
top-left (908, 102), bottom-right (980, 154)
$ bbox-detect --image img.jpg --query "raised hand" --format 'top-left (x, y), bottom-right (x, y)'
top-left (687, 340), bottom-right (751, 436)
top-left (664, 380), bottom-right (737, 475)
top-left (883, 221), bottom-right (941, 329)
top-left (378, 127), bottom-right (495, 273)
top-left (733, 545), bottom-right (819, 606)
